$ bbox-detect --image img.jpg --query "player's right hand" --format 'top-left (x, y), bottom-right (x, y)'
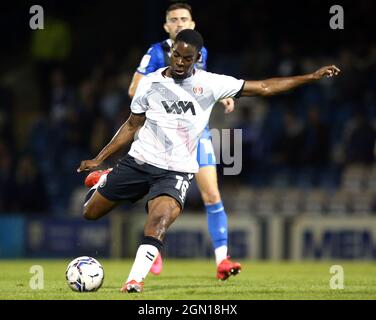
top-left (312, 65), bottom-right (341, 80)
top-left (77, 159), bottom-right (102, 173)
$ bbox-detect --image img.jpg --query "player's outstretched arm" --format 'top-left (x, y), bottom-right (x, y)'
top-left (77, 113), bottom-right (146, 172)
top-left (241, 65), bottom-right (340, 97)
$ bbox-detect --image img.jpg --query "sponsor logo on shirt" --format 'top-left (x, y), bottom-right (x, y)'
top-left (161, 101), bottom-right (196, 115)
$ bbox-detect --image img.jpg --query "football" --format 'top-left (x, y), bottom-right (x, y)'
top-left (65, 256), bottom-right (104, 292)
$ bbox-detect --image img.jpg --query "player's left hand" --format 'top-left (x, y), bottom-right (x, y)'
top-left (220, 98), bottom-right (235, 113)
top-left (312, 65), bottom-right (341, 80)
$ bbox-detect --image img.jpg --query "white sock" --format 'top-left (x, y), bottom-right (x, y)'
top-left (126, 244), bottom-right (159, 283)
top-left (215, 245), bottom-right (228, 266)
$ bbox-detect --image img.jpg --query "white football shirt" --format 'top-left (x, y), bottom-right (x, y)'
top-left (129, 67), bottom-right (244, 173)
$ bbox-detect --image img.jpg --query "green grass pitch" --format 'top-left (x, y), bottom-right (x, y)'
top-left (0, 259), bottom-right (375, 300)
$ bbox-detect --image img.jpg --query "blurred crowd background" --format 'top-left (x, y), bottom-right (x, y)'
top-left (1, 0), bottom-right (375, 217)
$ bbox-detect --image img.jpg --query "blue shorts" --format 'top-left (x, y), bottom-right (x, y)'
top-left (197, 127), bottom-right (217, 167)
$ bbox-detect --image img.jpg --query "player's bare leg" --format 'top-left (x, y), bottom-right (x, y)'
top-left (83, 189), bottom-right (118, 220)
top-left (196, 165), bottom-right (242, 280)
top-left (144, 195), bottom-right (182, 240)
top-left (121, 195), bottom-right (181, 293)
top-left (195, 165), bottom-right (221, 204)
top-left (149, 194), bottom-right (181, 275)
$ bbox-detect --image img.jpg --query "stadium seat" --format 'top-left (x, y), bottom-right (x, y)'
top-left (302, 190), bottom-right (327, 215)
top-left (231, 187), bottom-right (256, 213)
top-left (326, 190), bottom-right (351, 216)
top-left (279, 188), bottom-right (303, 216)
top-left (364, 165), bottom-right (376, 191)
top-left (341, 164), bottom-right (367, 191)
top-left (254, 188), bottom-right (279, 216)
top-left (350, 190), bottom-right (374, 215)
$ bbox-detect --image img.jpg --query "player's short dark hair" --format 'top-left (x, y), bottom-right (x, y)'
top-left (175, 29), bottom-right (203, 52)
top-left (166, 2), bottom-right (193, 17)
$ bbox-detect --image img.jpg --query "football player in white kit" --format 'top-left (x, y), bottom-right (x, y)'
top-left (87, 2), bottom-right (241, 280)
top-left (77, 29), bottom-right (340, 293)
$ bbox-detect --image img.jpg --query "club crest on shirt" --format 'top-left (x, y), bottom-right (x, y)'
top-left (193, 86), bottom-right (203, 95)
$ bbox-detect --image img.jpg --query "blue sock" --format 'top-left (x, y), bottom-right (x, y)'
top-left (206, 201), bottom-right (228, 249)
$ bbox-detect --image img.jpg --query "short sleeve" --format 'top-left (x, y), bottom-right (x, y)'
top-left (136, 45), bottom-right (163, 75)
top-left (195, 47), bottom-right (208, 71)
top-left (130, 77), bottom-right (150, 114)
top-left (209, 73), bottom-right (245, 101)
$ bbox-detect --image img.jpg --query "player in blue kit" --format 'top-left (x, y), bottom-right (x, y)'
top-left (128, 2), bottom-right (240, 279)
